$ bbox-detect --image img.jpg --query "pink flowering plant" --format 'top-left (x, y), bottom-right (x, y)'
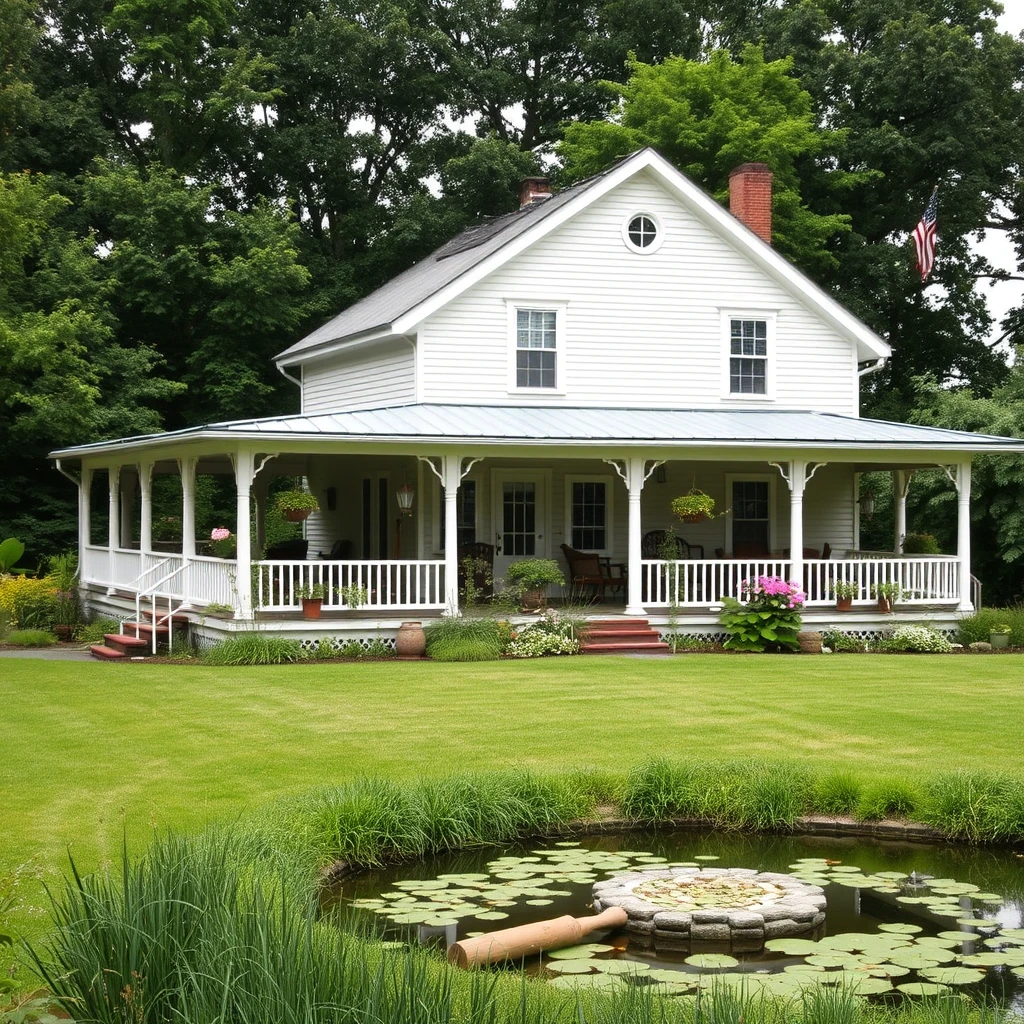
top-left (210, 527), bottom-right (236, 558)
top-left (718, 575), bottom-right (806, 652)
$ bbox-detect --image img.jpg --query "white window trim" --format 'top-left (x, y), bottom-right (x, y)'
top-left (432, 474), bottom-right (480, 554)
top-left (621, 211), bottom-right (665, 255)
top-left (724, 473), bottom-right (778, 555)
top-left (506, 299), bottom-right (568, 395)
top-left (564, 475), bottom-right (614, 555)
top-left (720, 309), bottom-right (778, 402)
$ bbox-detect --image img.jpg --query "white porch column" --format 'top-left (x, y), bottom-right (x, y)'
top-left (139, 461), bottom-right (154, 556)
top-left (79, 466), bottom-right (93, 571)
top-left (233, 449), bottom-right (254, 619)
top-left (119, 467), bottom-right (135, 549)
top-left (788, 460), bottom-right (806, 587)
top-left (107, 465), bottom-right (120, 590)
top-left (955, 460), bottom-right (972, 611)
top-left (442, 454), bottom-right (461, 615)
top-left (179, 458), bottom-right (197, 605)
top-left (605, 457), bottom-right (662, 617)
top-left (893, 470), bottom-right (911, 553)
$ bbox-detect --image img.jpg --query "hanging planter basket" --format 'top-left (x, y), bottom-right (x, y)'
top-left (274, 489), bottom-right (320, 523)
top-left (671, 489), bottom-right (717, 524)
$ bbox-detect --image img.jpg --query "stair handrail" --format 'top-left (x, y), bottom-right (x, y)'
top-left (135, 561), bottom-right (188, 653)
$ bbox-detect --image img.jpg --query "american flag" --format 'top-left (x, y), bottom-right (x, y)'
top-left (913, 186), bottom-right (939, 282)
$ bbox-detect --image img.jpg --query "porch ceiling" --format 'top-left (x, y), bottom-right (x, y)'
top-left (50, 403), bottom-right (1024, 462)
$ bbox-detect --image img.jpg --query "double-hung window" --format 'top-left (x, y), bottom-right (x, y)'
top-left (516, 309), bottom-right (557, 388)
top-left (565, 476), bottom-right (612, 553)
top-left (729, 318), bottom-right (767, 395)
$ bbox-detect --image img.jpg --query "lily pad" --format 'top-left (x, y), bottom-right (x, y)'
top-left (765, 938), bottom-right (821, 955)
top-left (919, 967), bottom-right (986, 986)
top-left (897, 982), bottom-right (950, 996)
top-left (806, 955), bottom-right (855, 968)
top-left (938, 931), bottom-right (981, 942)
top-left (525, 899), bottom-right (553, 906)
top-left (547, 944), bottom-right (613, 958)
top-left (474, 911), bottom-right (509, 921)
top-left (548, 973), bottom-right (624, 991)
top-left (693, 855), bottom-right (720, 861)
top-left (956, 918), bottom-right (999, 928)
top-left (546, 960), bottom-right (597, 974)
top-left (887, 952), bottom-right (953, 970)
top-left (846, 977), bottom-right (895, 995)
top-left (878, 923), bottom-right (922, 935)
top-left (685, 953), bottom-right (738, 969)
top-left (961, 951), bottom-right (1024, 967)
top-left (592, 960), bottom-right (650, 975)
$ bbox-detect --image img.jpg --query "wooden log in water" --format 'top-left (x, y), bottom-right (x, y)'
top-left (447, 907), bottom-right (628, 968)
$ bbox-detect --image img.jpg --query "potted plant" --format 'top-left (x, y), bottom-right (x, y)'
top-left (871, 582), bottom-right (902, 613)
top-left (274, 489), bottom-right (320, 523)
top-left (47, 553), bottom-right (80, 641)
top-left (989, 624), bottom-right (1012, 649)
top-left (832, 580), bottom-right (858, 612)
top-left (671, 488), bottom-right (718, 524)
top-left (210, 527), bottom-right (236, 558)
top-left (505, 558), bottom-right (565, 611)
top-left (903, 532), bottom-right (941, 555)
top-left (339, 583), bottom-right (368, 610)
top-left (297, 583), bottom-right (324, 619)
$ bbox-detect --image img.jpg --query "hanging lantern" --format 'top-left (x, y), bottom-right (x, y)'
top-left (396, 482), bottom-right (415, 516)
top-left (859, 488), bottom-right (876, 520)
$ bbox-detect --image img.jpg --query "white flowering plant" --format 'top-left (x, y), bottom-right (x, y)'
top-left (506, 626), bottom-right (580, 658)
top-left (879, 625), bottom-right (954, 653)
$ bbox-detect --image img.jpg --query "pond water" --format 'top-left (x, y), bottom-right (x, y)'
top-left (334, 829), bottom-right (1024, 1008)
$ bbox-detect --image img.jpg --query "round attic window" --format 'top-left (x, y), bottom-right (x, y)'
top-left (622, 212), bottom-right (663, 254)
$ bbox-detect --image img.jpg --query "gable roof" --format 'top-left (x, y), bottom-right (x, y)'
top-left (275, 149), bottom-right (891, 368)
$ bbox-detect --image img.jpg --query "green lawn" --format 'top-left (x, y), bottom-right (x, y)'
top-left (5, 654), bottom-right (1022, 890)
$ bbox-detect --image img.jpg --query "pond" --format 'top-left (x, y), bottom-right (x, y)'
top-left (334, 828), bottom-right (1024, 1009)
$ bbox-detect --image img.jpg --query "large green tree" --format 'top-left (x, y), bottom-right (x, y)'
top-left (558, 45), bottom-right (859, 276)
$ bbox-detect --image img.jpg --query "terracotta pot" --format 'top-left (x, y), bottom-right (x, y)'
top-left (990, 632), bottom-right (1011, 649)
top-left (396, 621), bottom-right (426, 657)
top-left (520, 587), bottom-right (547, 611)
top-left (285, 508), bottom-right (312, 522)
top-left (835, 596), bottom-right (853, 612)
top-left (876, 596), bottom-right (893, 613)
top-left (301, 598), bottom-right (322, 620)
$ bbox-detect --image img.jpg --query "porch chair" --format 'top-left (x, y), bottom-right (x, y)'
top-left (733, 541), bottom-right (772, 559)
top-left (641, 530), bottom-right (704, 560)
top-left (559, 543), bottom-right (625, 603)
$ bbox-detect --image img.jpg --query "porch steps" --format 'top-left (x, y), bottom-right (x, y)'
top-left (89, 619), bottom-right (186, 661)
top-left (581, 619), bottom-right (671, 656)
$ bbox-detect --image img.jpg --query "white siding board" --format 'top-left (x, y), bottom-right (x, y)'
top-left (302, 339), bottom-right (415, 413)
top-left (420, 172), bottom-right (857, 414)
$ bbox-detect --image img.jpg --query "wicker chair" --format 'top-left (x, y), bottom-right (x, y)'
top-left (559, 544), bottom-right (625, 602)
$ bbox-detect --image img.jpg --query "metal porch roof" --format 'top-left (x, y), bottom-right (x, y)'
top-left (50, 404), bottom-right (1024, 457)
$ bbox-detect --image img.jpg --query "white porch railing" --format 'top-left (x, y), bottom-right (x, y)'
top-left (641, 559), bottom-right (792, 607)
top-left (641, 556), bottom-right (961, 609)
top-left (255, 560), bottom-right (446, 612)
top-left (82, 544), bottom-right (109, 583)
top-left (111, 548), bottom-right (143, 584)
top-left (185, 556), bottom-right (236, 607)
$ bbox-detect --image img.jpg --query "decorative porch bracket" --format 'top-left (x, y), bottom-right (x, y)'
top-left (942, 462), bottom-right (973, 611)
top-left (418, 455), bottom-right (482, 615)
top-left (604, 458), bottom-right (664, 616)
top-left (768, 461), bottom-right (826, 587)
top-left (229, 450), bottom-right (280, 619)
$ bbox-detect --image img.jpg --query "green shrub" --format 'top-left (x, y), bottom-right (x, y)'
top-left (857, 778), bottom-right (921, 821)
top-left (202, 633), bottom-right (304, 666)
top-left (74, 618), bottom-right (122, 645)
top-left (876, 625), bottom-right (953, 653)
top-left (813, 772), bottom-right (862, 815)
top-left (902, 532), bottom-right (941, 554)
top-left (424, 617), bottom-right (506, 661)
top-left (363, 638), bottom-right (394, 659)
top-left (4, 629), bottom-right (56, 647)
top-left (956, 605), bottom-right (1024, 647)
top-left (821, 630), bottom-right (866, 653)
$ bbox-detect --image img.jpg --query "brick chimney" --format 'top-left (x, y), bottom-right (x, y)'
top-left (728, 163), bottom-right (773, 244)
top-left (519, 177), bottom-right (552, 210)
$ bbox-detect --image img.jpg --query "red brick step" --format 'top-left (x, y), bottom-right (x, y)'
top-left (89, 644), bottom-right (126, 660)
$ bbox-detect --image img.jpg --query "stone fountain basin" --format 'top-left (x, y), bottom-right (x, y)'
top-left (593, 867), bottom-right (826, 949)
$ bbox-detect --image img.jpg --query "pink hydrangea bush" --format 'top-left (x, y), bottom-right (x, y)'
top-left (720, 575), bottom-right (805, 652)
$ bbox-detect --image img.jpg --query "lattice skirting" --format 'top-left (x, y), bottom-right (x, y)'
top-left (299, 636), bottom-right (397, 653)
top-left (658, 626), bottom-right (957, 645)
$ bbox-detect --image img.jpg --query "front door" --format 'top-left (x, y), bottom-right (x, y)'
top-left (492, 471), bottom-right (547, 583)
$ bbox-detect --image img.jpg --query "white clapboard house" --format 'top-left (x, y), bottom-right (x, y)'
top-left (51, 149), bottom-right (1024, 652)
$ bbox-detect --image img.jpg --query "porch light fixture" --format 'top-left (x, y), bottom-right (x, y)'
top-left (396, 482), bottom-right (415, 516)
top-left (859, 487), bottom-right (876, 520)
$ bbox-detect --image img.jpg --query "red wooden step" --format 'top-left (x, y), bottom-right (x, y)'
top-left (124, 622), bottom-right (169, 636)
top-left (581, 641), bottom-right (671, 655)
top-left (90, 644), bottom-right (126, 660)
top-left (139, 609), bottom-right (190, 626)
top-left (104, 633), bottom-right (150, 654)
top-left (587, 618), bottom-right (650, 629)
top-left (583, 629), bottom-right (663, 644)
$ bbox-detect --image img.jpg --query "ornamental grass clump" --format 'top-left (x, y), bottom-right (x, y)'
top-left (719, 575), bottom-right (805, 652)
